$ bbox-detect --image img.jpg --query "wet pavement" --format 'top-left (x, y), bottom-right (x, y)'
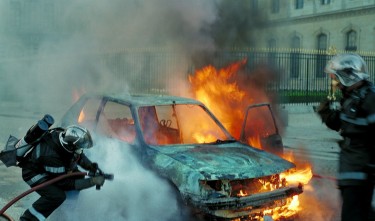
top-left (282, 105), bottom-right (341, 179)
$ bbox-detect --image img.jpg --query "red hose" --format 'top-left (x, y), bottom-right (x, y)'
top-left (0, 213), bottom-right (14, 221)
top-left (0, 172), bottom-right (87, 221)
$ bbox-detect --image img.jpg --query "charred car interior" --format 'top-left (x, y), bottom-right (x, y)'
top-left (60, 93), bottom-right (304, 220)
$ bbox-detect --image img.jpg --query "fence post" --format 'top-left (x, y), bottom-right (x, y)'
top-left (305, 58), bottom-right (310, 106)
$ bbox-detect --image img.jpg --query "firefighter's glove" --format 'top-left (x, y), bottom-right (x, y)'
top-left (316, 99), bottom-right (333, 122)
top-left (317, 99), bottom-right (331, 113)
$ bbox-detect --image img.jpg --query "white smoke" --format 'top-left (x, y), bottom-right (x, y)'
top-left (298, 179), bottom-right (341, 221)
top-left (0, 0), bottom-right (218, 116)
top-left (52, 138), bottom-right (182, 221)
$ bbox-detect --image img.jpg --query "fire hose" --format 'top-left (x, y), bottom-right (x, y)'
top-left (312, 173), bottom-right (336, 181)
top-left (0, 171), bottom-right (114, 221)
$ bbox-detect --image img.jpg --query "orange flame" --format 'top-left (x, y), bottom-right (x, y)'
top-left (281, 166), bottom-right (313, 186)
top-left (248, 136), bottom-right (262, 149)
top-left (189, 59), bottom-right (249, 138)
top-left (189, 60), bottom-right (313, 220)
top-left (78, 110), bottom-right (85, 123)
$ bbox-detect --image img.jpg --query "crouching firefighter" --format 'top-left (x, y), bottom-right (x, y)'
top-left (18, 124), bottom-right (106, 221)
top-left (317, 53), bottom-right (375, 221)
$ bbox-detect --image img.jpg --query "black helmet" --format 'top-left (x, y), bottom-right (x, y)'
top-left (324, 53), bottom-right (369, 87)
top-left (59, 125), bottom-right (93, 153)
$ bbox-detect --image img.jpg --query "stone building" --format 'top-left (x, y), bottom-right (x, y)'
top-left (252, 0), bottom-right (375, 52)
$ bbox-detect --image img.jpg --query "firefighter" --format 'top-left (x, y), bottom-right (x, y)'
top-left (19, 125), bottom-right (105, 221)
top-left (317, 53), bottom-right (375, 221)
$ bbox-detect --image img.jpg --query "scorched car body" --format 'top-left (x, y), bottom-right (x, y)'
top-left (60, 93), bottom-right (302, 219)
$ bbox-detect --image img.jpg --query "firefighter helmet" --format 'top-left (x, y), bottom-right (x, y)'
top-left (59, 125), bottom-right (93, 153)
top-left (324, 53), bottom-right (369, 87)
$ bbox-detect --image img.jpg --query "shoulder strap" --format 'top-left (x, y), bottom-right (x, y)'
top-left (19, 128), bottom-right (63, 159)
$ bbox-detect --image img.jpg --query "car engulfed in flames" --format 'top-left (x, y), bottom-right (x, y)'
top-left (61, 93), bottom-right (307, 220)
top-left (186, 59), bottom-right (316, 220)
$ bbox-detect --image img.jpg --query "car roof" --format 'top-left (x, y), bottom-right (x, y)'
top-left (84, 93), bottom-right (203, 107)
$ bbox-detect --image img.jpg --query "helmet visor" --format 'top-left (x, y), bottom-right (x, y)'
top-left (76, 132), bottom-right (93, 149)
top-left (334, 70), bottom-right (368, 87)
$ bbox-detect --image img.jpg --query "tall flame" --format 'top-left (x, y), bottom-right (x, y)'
top-left (189, 59), bottom-right (249, 138)
top-left (189, 59), bottom-right (314, 221)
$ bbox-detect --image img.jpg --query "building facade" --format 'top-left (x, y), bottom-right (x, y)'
top-left (1, 0), bottom-right (374, 102)
top-left (253, 0), bottom-right (375, 52)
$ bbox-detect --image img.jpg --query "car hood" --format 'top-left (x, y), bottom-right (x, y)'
top-left (154, 143), bottom-right (295, 180)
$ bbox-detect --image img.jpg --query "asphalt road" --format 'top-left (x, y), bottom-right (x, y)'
top-left (0, 103), bottom-right (369, 221)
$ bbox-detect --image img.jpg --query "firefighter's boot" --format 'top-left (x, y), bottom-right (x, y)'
top-left (20, 209), bottom-right (38, 221)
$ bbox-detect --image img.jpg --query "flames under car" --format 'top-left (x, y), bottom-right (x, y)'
top-left (197, 176), bottom-right (303, 218)
top-left (60, 93), bottom-right (305, 220)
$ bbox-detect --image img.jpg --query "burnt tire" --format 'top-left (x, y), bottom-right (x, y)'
top-left (166, 181), bottom-right (199, 221)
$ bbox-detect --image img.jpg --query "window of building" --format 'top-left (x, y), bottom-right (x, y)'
top-left (317, 33), bottom-right (327, 50)
top-left (295, 0), bottom-right (304, 9)
top-left (291, 36), bottom-right (301, 49)
top-left (29, 34), bottom-right (40, 51)
top-left (290, 36), bottom-right (301, 78)
top-left (10, 1), bottom-right (22, 28)
top-left (268, 38), bottom-right (276, 48)
top-left (321, 0), bottom-right (331, 5)
top-left (345, 30), bottom-right (357, 51)
top-left (267, 38), bottom-right (277, 66)
top-left (316, 33), bottom-right (328, 78)
top-left (271, 0), bottom-right (280, 13)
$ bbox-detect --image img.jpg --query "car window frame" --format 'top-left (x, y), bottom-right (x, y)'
top-left (97, 98), bottom-right (137, 144)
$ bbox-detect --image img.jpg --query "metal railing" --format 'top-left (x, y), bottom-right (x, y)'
top-left (2, 47), bottom-right (375, 105)
top-left (99, 47), bottom-right (375, 104)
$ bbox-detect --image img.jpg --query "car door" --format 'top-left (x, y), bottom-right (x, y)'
top-left (240, 103), bottom-right (284, 156)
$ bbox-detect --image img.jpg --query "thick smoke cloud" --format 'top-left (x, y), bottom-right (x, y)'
top-left (0, 0), bottom-right (218, 115)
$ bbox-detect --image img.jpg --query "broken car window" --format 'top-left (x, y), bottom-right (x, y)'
top-left (138, 104), bottom-right (229, 145)
top-left (97, 101), bottom-right (136, 143)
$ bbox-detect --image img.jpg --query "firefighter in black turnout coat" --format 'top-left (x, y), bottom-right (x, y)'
top-left (317, 53), bottom-right (375, 221)
top-left (19, 125), bottom-right (105, 221)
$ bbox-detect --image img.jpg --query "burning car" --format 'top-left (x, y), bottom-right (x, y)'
top-left (60, 93), bottom-right (303, 220)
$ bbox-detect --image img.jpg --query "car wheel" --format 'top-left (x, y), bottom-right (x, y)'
top-left (166, 181), bottom-right (200, 221)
